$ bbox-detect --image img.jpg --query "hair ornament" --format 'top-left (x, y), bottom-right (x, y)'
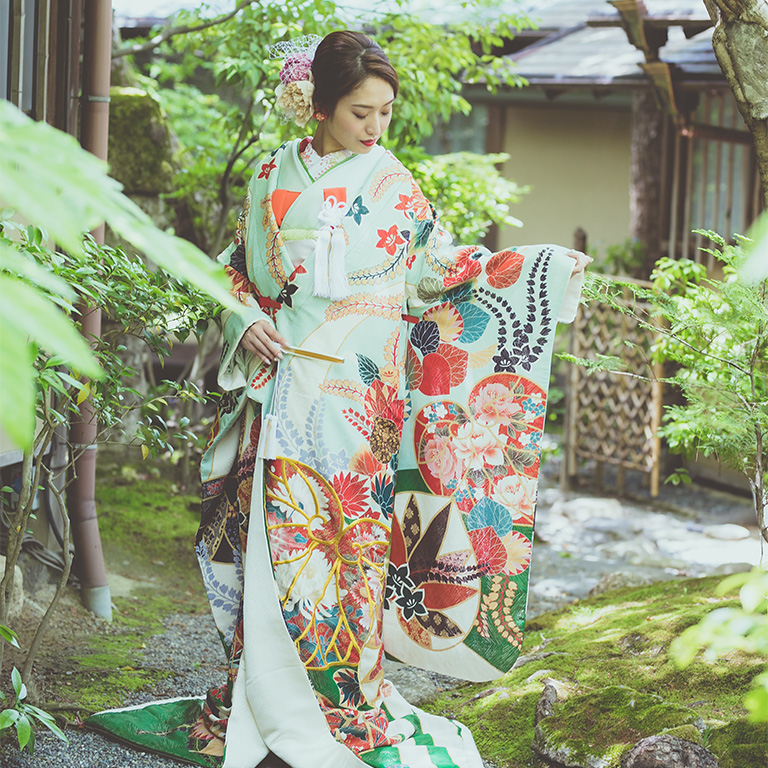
top-left (269, 35), bottom-right (322, 128)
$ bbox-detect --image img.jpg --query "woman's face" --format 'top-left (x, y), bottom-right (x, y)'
top-left (318, 76), bottom-right (395, 155)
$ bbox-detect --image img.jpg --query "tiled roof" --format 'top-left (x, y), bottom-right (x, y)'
top-left (510, 27), bottom-right (647, 84)
top-left (508, 15), bottom-right (720, 86)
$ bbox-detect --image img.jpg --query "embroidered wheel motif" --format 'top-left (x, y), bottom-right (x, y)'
top-left (265, 459), bottom-right (390, 670)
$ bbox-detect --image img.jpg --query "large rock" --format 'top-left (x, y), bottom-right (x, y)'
top-left (589, 571), bottom-right (653, 597)
top-left (621, 734), bottom-right (719, 767)
top-left (108, 87), bottom-right (175, 195)
top-left (533, 683), bottom-right (705, 768)
top-left (0, 555), bottom-right (24, 621)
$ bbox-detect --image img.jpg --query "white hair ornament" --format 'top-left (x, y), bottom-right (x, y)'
top-left (269, 35), bottom-right (322, 128)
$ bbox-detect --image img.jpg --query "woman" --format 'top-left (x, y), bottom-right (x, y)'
top-left (89, 30), bottom-right (589, 768)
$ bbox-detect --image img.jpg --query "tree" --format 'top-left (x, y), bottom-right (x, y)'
top-left (0, 100), bottom-right (238, 451)
top-left (122, 0), bottom-right (530, 256)
top-left (703, 0), bottom-right (768, 208)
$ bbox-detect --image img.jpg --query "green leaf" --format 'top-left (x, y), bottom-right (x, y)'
top-left (11, 667), bottom-right (26, 700)
top-left (0, 708), bottom-right (20, 730)
top-left (0, 240), bottom-right (75, 299)
top-left (16, 713), bottom-right (31, 750)
top-left (0, 624), bottom-right (20, 648)
top-left (0, 275), bottom-right (101, 377)
top-left (0, 327), bottom-right (35, 450)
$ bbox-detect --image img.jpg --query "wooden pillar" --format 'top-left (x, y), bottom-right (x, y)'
top-left (630, 89), bottom-right (665, 277)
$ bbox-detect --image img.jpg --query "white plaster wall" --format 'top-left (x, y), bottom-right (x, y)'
top-left (498, 103), bottom-right (633, 256)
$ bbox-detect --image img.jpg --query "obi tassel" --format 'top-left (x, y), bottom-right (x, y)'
top-left (313, 195), bottom-right (350, 300)
top-left (256, 413), bottom-right (279, 460)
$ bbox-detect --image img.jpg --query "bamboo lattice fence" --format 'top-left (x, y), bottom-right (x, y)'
top-left (562, 282), bottom-right (663, 496)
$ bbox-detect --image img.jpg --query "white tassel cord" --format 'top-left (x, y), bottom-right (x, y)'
top-left (329, 226), bottom-right (350, 299)
top-left (313, 195), bottom-right (349, 300)
top-left (313, 227), bottom-right (332, 298)
top-left (256, 414), bottom-right (279, 460)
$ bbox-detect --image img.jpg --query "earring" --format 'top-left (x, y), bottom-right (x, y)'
top-left (313, 110), bottom-right (327, 122)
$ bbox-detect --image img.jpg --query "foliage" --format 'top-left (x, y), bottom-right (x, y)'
top-left (572, 228), bottom-right (768, 543)
top-left (129, 0), bottom-right (531, 254)
top-left (1, 221), bottom-right (217, 459)
top-left (0, 667), bottom-right (67, 753)
top-left (412, 152), bottom-right (526, 243)
top-left (0, 99), bottom-right (237, 451)
top-left (0, 223), bottom-right (218, 747)
top-left (671, 568), bottom-right (768, 723)
top-left (0, 627), bottom-right (18, 649)
top-left (600, 237), bottom-right (647, 277)
top-left (649, 243), bottom-right (767, 484)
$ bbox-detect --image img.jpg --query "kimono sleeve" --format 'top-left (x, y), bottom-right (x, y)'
top-left (217, 189), bottom-right (275, 394)
top-left (404, 200), bottom-right (583, 323)
top-left (387, 186), bottom-right (582, 681)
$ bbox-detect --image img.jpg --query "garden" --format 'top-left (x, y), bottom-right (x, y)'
top-left (1, 1), bottom-right (767, 766)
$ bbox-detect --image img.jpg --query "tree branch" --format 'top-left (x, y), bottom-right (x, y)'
top-left (22, 469), bottom-right (74, 682)
top-left (112, 0), bottom-right (255, 59)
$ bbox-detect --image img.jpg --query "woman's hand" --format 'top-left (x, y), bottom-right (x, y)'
top-left (567, 250), bottom-right (593, 277)
top-left (241, 320), bottom-right (288, 364)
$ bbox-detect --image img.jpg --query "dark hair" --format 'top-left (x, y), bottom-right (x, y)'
top-left (312, 31), bottom-right (399, 115)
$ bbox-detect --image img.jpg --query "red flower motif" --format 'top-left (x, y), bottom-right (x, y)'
top-left (394, 194), bottom-right (412, 211)
top-left (444, 246), bottom-right (483, 288)
top-left (258, 159), bottom-right (277, 179)
top-left (332, 472), bottom-right (371, 519)
top-left (486, 250), bottom-right (524, 289)
top-left (376, 225), bottom-right (405, 256)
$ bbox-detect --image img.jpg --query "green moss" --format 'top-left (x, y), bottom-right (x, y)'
top-left (41, 462), bottom-right (212, 716)
top-left (108, 86), bottom-right (175, 194)
top-left (95, 470), bottom-right (205, 610)
top-left (421, 576), bottom-right (763, 767)
top-left (441, 688), bottom-right (545, 768)
top-left (45, 591), bottom-right (184, 713)
top-left (537, 685), bottom-right (701, 766)
top-left (708, 719), bottom-right (768, 768)
top-left (662, 724), bottom-right (702, 744)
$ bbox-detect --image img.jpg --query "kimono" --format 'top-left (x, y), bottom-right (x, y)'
top-left (86, 138), bottom-right (582, 768)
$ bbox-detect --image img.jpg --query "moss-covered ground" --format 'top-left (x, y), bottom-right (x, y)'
top-left (37, 452), bottom-right (210, 715)
top-left (420, 577), bottom-right (768, 767)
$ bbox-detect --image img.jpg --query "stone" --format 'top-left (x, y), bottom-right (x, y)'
top-left (562, 497), bottom-right (624, 520)
top-left (621, 735), bottom-right (719, 768)
top-left (0, 554), bottom-right (24, 621)
top-left (589, 571), bottom-right (654, 597)
top-left (534, 679), bottom-right (559, 724)
top-left (533, 685), bottom-right (705, 768)
top-left (108, 87), bottom-right (175, 195)
top-left (712, 561), bottom-right (754, 575)
top-left (380, 659), bottom-right (462, 705)
top-left (702, 523), bottom-right (751, 541)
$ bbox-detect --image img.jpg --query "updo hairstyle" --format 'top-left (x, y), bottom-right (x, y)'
top-left (311, 31), bottom-right (399, 116)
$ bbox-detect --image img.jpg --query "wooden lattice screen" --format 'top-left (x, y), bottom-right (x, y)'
top-left (562, 285), bottom-right (663, 496)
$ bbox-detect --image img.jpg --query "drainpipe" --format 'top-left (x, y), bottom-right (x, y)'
top-left (68, 0), bottom-right (112, 620)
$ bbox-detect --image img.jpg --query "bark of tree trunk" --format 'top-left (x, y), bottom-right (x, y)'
top-left (705, 0), bottom-right (768, 210)
top-left (630, 89), bottom-right (666, 276)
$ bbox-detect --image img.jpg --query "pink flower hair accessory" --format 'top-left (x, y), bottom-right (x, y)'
top-left (269, 34), bottom-right (322, 128)
top-left (269, 35), bottom-right (321, 84)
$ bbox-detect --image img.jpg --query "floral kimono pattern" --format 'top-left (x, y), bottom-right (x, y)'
top-left (86, 138), bottom-right (581, 768)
